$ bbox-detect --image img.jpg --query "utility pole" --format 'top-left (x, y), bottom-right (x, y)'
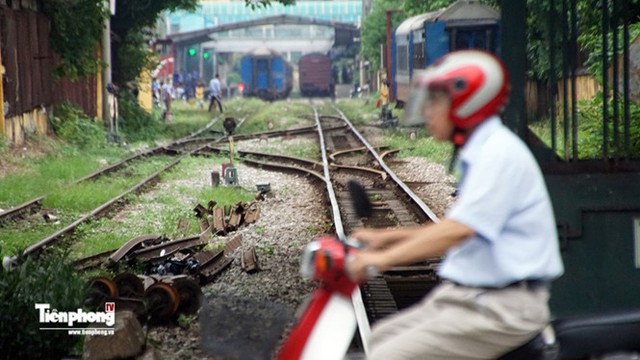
top-left (385, 9), bottom-right (398, 102)
top-left (0, 43), bottom-right (5, 136)
top-left (102, 0), bottom-right (114, 125)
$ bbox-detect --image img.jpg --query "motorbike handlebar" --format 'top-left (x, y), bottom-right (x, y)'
top-left (344, 237), bottom-right (381, 280)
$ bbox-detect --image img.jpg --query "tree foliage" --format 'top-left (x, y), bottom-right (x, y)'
top-left (399, 0), bottom-right (457, 16)
top-left (41, 0), bottom-right (108, 80)
top-left (41, 0), bottom-right (297, 84)
top-left (360, 0), bottom-right (406, 72)
top-left (110, 0), bottom-right (199, 87)
top-left (360, 0), bottom-right (497, 71)
top-left (361, 0), bottom-right (639, 81)
top-left (526, 0), bottom-right (640, 80)
top-left (109, 0), bottom-right (297, 87)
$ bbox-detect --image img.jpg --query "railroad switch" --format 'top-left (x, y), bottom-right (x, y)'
top-left (223, 165), bottom-right (238, 186)
top-left (379, 104), bottom-right (399, 128)
top-left (221, 163), bottom-right (238, 186)
top-left (256, 183), bottom-right (272, 198)
top-left (222, 133), bottom-right (239, 186)
top-left (223, 117), bottom-right (237, 135)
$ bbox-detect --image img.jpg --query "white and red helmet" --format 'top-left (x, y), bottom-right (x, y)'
top-left (404, 50), bottom-right (510, 130)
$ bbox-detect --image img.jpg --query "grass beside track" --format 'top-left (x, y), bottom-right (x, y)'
top-left (70, 156), bottom-right (256, 258)
top-left (0, 155), bottom-right (177, 257)
top-left (1, 97), bottom-right (452, 258)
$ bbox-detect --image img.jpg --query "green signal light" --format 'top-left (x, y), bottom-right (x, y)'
top-left (203, 52), bottom-right (210, 59)
top-left (188, 48), bottom-right (197, 56)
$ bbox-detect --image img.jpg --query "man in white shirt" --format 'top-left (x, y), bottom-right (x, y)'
top-left (348, 50), bottom-right (564, 359)
top-left (208, 73), bottom-right (223, 113)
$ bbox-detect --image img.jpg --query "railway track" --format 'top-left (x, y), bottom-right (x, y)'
top-left (197, 104), bottom-right (446, 354)
top-left (6, 112), bottom-right (344, 255)
top-left (11, 115), bottom-right (341, 258)
top-left (0, 117), bottom-right (223, 225)
top-left (319, 107), bottom-right (443, 353)
top-left (6, 100), bottom-right (451, 358)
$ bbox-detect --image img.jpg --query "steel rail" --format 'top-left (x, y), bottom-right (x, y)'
top-left (314, 107), bottom-right (346, 241)
top-left (333, 106), bottom-right (440, 223)
top-left (241, 158), bottom-right (326, 182)
top-left (72, 147), bottom-right (170, 184)
top-left (238, 150), bottom-right (323, 169)
top-left (0, 196), bottom-right (43, 221)
top-left (23, 156), bottom-right (185, 256)
top-left (173, 123), bottom-right (328, 146)
top-left (329, 145), bottom-right (390, 163)
top-left (313, 107), bottom-right (374, 355)
top-left (0, 117), bottom-right (225, 224)
top-left (21, 130), bottom-right (246, 257)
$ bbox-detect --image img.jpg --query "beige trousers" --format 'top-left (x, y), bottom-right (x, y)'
top-left (369, 282), bottom-right (550, 360)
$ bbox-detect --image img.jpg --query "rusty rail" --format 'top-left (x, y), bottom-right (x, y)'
top-left (0, 117), bottom-right (224, 225)
top-left (23, 157), bottom-right (184, 256)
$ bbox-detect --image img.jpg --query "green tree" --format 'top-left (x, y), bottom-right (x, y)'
top-left (110, 0), bottom-right (297, 87)
top-left (360, 0), bottom-right (406, 72)
top-left (360, 0), bottom-right (472, 71)
top-left (110, 0), bottom-right (199, 87)
top-left (41, 0), bottom-right (296, 84)
top-left (41, 0), bottom-right (108, 80)
top-left (526, 0), bottom-right (640, 81)
top-left (400, 0), bottom-right (456, 16)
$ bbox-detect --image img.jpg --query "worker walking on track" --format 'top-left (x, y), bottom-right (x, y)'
top-left (208, 73), bottom-right (223, 113)
top-left (347, 50), bottom-right (564, 360)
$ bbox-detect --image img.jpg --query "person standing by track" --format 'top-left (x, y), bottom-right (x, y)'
top-left (161, 80), bottom-right (174, 122)
top-left (195, 80), bottom-right (205, 110)
top-left (347, 50), bottom-right (564, 360)
top-left (208, 73), bottom-right (223, 113)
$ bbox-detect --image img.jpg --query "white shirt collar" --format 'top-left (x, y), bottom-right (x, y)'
top-left (459, 115), bottom-right (503, 162)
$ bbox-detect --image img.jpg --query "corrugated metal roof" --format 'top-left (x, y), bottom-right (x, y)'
top-left (395, 1), bottom-right (499, 37)
top-left (247, 47), bottom-right (283, 57)
top-left (436, 0), bottom-right (499, 22)
top-left (395, 10), bottom-right (443, 36)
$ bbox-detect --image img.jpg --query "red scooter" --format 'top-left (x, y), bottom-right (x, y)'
top-left (276, 235), bottom-right (363, 360)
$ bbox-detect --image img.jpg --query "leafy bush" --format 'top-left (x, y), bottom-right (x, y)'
top-left (575, 94), bottom-right (640, 159)
top-left (0, 251), bottom-right (88, 359)
top-left (51, 102), bottom-right (107, 149)
top-left (117, 91), bottom-right (161, 142)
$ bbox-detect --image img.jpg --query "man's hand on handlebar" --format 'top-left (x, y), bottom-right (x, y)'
top-left (350, 228), bottom-right (391, 250)
top-left (347, 250), bottom-right (387, 283)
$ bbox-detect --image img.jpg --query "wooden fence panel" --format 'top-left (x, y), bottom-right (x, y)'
top-left (526, 75), bottom-right (601, 122)
top-left (36, 11), bottom-right (52, 105)
top-left (1, 8), bottom-right (18, 117)
top-left (16, 11), bottom-right (31, 114)
top-left (1, 6), bottom-right (97, 121)
top-left (28, 11), bottom-right (41, 106)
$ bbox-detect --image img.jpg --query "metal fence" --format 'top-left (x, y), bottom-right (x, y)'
top-left (527, 0), bottom-right (638, 162)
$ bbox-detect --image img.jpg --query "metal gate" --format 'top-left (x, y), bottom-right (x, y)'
top-left (501, 0), bottom-right (640, 316)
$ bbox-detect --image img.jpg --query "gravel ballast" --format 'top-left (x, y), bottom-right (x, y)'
top-left (138, 135), bottom-right (457, 359)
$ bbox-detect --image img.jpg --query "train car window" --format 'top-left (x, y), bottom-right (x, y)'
top-left (397, 44), bottom-right (409, 72)
top-left (455, 31), bottom-right (472, 50)
top-left (452, 29), bottom-right (489, 51)
top-left (413, 42), bottom-right (425, 70)
top-left (154, 43), bottom-right (171, 57)
top-left (473, 37), bottom-right (486, 49)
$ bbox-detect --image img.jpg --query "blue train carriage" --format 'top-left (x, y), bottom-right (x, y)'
top-left (241, 48), bottom-right (293, 101)
top-left (393, 0), bottom-right (501, 106)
